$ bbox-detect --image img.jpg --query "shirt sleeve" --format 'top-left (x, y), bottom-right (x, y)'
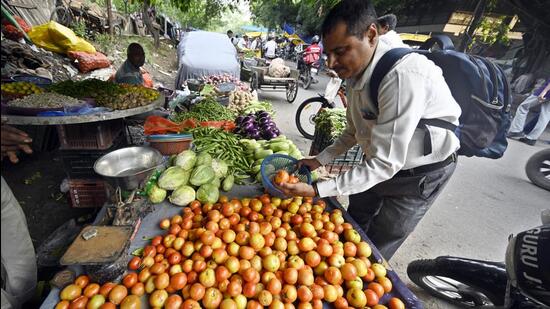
top-left (316, 68), bottom-right (431, 197)
top-left (315, 105), bottom-right (358, 165)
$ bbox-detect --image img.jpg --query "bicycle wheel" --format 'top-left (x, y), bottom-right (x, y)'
top-left (408, 259), bottom-right (505, 308)
top-left (51, 7), bottom-right (72, 27)
top-left (296, 97), bottom-right (330, 139)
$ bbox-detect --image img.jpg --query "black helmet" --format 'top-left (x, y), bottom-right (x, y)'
top-left (505, 224), bottom-right (550, 306)
top-left (311, 35), bottom-right (320, 44)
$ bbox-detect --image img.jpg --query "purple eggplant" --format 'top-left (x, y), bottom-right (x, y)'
top-left (259, 117), bottom-right (270, 125)
top-left (236, 116), bottom-right (244, 124)
top-left (258, 111), bottom-right (270, 118)
top-left (242, 122), bottom-right (255, 132)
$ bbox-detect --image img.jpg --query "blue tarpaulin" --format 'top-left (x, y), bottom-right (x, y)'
top-left (283, 23), bottom-right (295, 35)
top-left (240, 25), bottom-right (268, 32)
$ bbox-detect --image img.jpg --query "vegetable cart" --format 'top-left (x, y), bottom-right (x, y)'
top-left (249, 65), bottom-right (299, 103)
top-left (40, 185), bottom-right (423, 309)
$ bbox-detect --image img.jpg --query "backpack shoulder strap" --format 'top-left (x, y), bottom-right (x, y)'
top-left (369, 47), bottom-right (416, 110)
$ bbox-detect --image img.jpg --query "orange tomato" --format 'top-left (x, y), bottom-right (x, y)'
top-left (273, 170), bottom-right (290, 185)
top-left (367, 282), bottom-right (385, 298)
top-left (388, 297), bottom-right (406, 309)
top-left (377, 276), bottom-right (393, 293)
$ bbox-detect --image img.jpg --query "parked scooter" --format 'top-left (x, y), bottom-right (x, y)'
top-left (407, 212), bottom-right (550, 308)
top-left (525, 148), bottom-right (550, 191)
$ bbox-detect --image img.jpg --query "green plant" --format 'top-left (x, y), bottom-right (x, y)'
top-left (71, 19), bottom-right (87, 38)
top-left (94, 32), bottom-right (115, 55)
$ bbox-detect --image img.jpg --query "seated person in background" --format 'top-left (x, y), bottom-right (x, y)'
top-left (114, 43), bottom-right (147, 86)
top-left (377, 14), bottom-right (408, 48)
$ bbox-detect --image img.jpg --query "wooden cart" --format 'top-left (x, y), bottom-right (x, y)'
top-left (249, 64), bottom-right (299, 103)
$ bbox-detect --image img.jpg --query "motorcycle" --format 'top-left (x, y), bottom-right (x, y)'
top-left (525, 148), bottom-right (550, 191)
top-left (297, 51), bottom-right (320, 90)
top-left (407, 211), bottom-right (550, 308)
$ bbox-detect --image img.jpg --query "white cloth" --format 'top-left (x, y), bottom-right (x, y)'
top-left (379, 30), bottom-right (409, 48)
top-left (315, 40), bottom-right (461, 197)
top-left (264, 40), bottom-right (277, 58)
top-left (1, 177), bottom-right (37, 309)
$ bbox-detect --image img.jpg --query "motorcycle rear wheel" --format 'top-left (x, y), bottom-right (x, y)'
top-left (525, 148), bottom-right (550, 191)
top-left (407, 259), bottom-right (504, 308)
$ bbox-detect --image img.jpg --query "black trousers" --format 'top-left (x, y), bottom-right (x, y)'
top-left (347, 161), bottom-right (457, 260)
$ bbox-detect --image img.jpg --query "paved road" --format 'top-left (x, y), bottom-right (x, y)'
top-left (259, 73), bottom-right (550, 308)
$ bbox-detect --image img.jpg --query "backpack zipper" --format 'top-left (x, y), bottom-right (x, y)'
top-left (471, 94), bottom-right (503, 110)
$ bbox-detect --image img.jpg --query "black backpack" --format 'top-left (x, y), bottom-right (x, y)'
top-left (369, 35), bottom-right (512, 159)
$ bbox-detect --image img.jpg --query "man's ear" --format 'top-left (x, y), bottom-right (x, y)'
top-left (364, 23), bottom-right (378, 44)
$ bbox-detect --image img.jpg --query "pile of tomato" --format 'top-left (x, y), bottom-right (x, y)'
top-left (55, 194), bottom-right (406, 309)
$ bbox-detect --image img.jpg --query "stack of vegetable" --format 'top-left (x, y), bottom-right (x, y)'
top-left (314, 108), bottom-right (347, 139)
top-left (227, 90), bottom-right (255, 114)
top-left (234, 111), bottom-right (281, 140)
top-left (148, 150), bottom-right (234, 206)
top-left (240, 135), bottom-right (304, 181)
top-left (48, 79), bottom-right (160, 110)
top-left (1, 82), bottom-right (43, 96)
top-left (200, 74), bottom-right (248, 91)
top-left (172, 98), bottom-right (235, 123)
top-left (188, 127), bottom-right (251, 182)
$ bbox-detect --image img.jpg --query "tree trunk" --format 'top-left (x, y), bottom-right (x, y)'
top-left (106, 0), bottom-right (113, 35)
top-left (458, 0), bottom-right (487, 52)
top-left (142, 0), bottom-right (160, 48)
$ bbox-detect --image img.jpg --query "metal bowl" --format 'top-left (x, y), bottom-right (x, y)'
top-left (93, 146), bottom-right (165, 190)
top-left (186, 79), bottom-right (204, 92)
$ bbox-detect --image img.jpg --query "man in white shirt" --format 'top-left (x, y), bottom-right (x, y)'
top-left (278, 0), bottom-right (461, 259)
top-left (237, 35), bottom-right (249, 52)
top-left (377, 14), bottom-right (408, 48)
top-left (264, 36), bottom-right (278, 59)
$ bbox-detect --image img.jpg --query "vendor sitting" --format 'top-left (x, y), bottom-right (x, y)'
top-left (114, 43), bottom-right (146, 85)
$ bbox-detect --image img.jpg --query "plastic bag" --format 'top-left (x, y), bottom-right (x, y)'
top-left (324, 77), bottom-right (342, 103)
top-left (28, 21), bottom-right (96, 54)
top-left (67, 51), bottom-right (111, 73)
top-left (28, 23), bottom-right (65, 54)
top-left (144, 116), bottom-right (183, 135)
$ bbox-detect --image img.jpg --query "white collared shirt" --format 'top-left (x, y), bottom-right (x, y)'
top-left (315, 40), bottom-right (461, 197)
top-left (265, 40), bottom-right (277, 57)
top-left (379, 30), bottom-right (409, 48)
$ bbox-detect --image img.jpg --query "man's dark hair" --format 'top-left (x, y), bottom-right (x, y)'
top-left (321, 0), bottom-right (377, 38)
top-left (227, 30), bottom-right (233, 35)
top-left (378, 14), bottom-right (398, 31)
top-left (127, 43), bottom-right (144, 55)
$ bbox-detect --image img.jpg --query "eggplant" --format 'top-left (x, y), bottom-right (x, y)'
top-left (258, 111), bottom-right (270, 118)
top-left (259, 117), bottom-right (270, 125)
top-left (242, 122), bottom-right (255, 132)
top-left (243, 116), bottom-right (255, 123)
top-left (236, 116), bottom-right (244, 124)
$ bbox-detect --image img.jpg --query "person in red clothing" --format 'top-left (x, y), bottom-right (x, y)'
top-left (303, 35), bottom-right (322, 65)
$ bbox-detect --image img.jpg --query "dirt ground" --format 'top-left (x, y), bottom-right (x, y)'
top-left (95, 35), bottom-right (179, 88)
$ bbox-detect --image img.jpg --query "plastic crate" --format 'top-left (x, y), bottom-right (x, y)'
top-left (60, 136), bottom-right (126, 178)
top-left (309, 128), bottom-right (364, 175)
top-left (68, 179), bottom-right (107, 208)
top-left (57, 120), bottom-right (124, 150)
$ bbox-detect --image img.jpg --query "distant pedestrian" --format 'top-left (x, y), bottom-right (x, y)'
top-left (377, 14), bottom-right (408, 48)
top-left (507, 78), bottom-right (550, 145)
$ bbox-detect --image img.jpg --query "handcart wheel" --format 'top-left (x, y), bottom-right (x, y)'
top-left (286, 81), bottom-right (298, 103)
top-left (251, 72), bottom-right (259, 91)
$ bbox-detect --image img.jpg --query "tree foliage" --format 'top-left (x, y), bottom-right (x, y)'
top-left (249, 0), bottom-right (414, 36)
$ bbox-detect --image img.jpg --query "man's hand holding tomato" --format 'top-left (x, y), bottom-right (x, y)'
top-left (274, 158), bottom-right (323, 197)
